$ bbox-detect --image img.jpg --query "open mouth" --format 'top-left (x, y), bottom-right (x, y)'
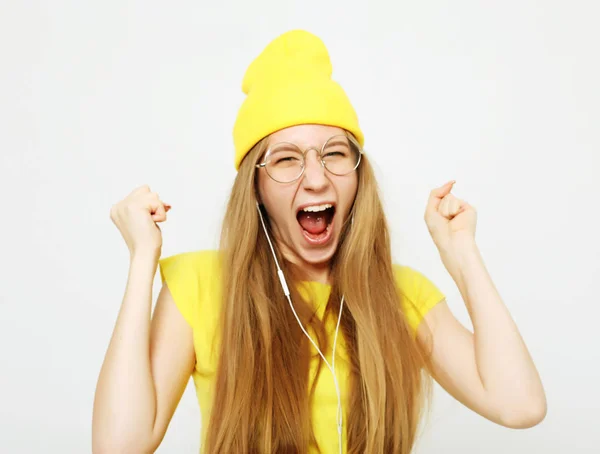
top-left (296, 204), bottom-right (336, 243)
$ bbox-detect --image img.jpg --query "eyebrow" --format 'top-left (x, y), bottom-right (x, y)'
top-left (269, 143), bottom-right (301, 152)
top-left (325, 138), bottom-right (350, 147)
top-left (270, 137), bottom-right (350, 150)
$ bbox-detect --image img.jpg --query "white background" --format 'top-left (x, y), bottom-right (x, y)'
top-left (1, 1), bottom-right (599, 453)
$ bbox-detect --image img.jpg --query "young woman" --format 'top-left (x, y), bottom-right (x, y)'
top-left (92, 30), bottom-right (546, 454)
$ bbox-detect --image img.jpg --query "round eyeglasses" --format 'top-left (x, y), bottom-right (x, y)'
top-left (255, 134), bottom-right (363, 184)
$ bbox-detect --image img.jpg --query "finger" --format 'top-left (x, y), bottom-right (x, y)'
top-left (439, 193), bottom-right (467, 218)
top-left (431, 180), bottom-right (455, 198)
top-left (146, 195), bottom-right (164, 214)
top-left (445, 196), bottom-right (459, 217)
top-left (451, 198), bottom-right (464, 216)
top-left (438, 196), bottom-right (449, 218)
top-left (151, 203), bottom-right (167, 222)
top-left (441, 195), bottom-right (458, 218)
top-left (152, 200), bottom-right (171, 220)
top-left (426, 180), bottom-right (456, 215)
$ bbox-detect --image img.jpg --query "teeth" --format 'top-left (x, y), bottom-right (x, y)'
top-left (302, 203), bottom-right (333, 213)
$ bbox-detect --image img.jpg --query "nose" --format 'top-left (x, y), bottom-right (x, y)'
top-left (301, 148), bottom-right (328, 191)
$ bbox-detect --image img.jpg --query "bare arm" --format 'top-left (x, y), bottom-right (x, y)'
top-left (417, 239), bottom-right (546, 429)
top-left (92, 254), bottom-right (194, 453)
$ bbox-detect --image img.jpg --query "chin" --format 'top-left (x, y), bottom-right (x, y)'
top-left (296, 242), bottom-right (338, 266)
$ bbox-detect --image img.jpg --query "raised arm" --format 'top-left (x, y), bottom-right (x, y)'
top-left (92, 186), bottom-right (195, 453)
top-left (419, 181), bottom-right (546, 428)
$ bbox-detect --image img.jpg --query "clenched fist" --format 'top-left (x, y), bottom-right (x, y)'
top-left (110, 185), bottom-right (171, 258)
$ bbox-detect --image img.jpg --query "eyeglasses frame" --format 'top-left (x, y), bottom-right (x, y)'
top-left (255, 134), bottom-right (364, 184)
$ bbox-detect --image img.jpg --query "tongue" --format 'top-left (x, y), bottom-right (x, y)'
top-left (297, 211), bottom-right (328, 234)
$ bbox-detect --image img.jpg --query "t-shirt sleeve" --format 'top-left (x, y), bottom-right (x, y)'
top-left (393, 264), bottom-right (446, 335)
top-left (158, 251), bottom-right (202, 329)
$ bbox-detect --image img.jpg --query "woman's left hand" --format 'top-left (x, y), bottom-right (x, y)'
top-left (424, 180), bottom-right (478, 253)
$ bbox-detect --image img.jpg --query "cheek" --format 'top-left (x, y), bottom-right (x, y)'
top-left (337, 178), bottom-right (358, 211)
top-left (257, 171), bottom-right (267, 204)
top-left (257, 171), bottom-right (281, 207)
top-left (258, 175), bottom-right (295, 221)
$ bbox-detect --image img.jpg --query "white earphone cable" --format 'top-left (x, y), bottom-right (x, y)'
top-left (257, 203), bottom-right (344, 454)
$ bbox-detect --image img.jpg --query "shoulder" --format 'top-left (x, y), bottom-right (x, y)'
top-left (158, 249), bottom-right (223, 329)
top-left (159, 249), bottom-right (221, 272)
top-left (392, 264), bottom-right (439, 301)
top-left (158, 250), bottom-right (220, 281)
top-left (392, 263), bottom-right (446, 333)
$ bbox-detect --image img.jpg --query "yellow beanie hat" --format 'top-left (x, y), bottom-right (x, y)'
top-left (232, 30), bottom-right (364, 170)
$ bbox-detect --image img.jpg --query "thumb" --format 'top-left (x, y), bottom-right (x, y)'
top-left (432, 180), bottom-right (455, 197)
top-left (426, 180), bottom-right (456, 215)
top-left (150, 201), bottom-right (168, 222)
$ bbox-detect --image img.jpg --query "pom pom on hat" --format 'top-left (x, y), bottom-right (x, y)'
top-left (232, 30), bottom-right (364, 170)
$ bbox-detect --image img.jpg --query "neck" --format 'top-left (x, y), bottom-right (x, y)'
top-left (299, 261), bottom-right (331, 285)
top-left (277, 242), bottom-right (331, 285)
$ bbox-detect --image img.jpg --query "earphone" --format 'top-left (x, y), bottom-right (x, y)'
top-left (256, 201), bottom-right (344, 454)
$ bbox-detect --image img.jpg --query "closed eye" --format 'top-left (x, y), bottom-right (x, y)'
top-left (323, 151), bottom-right (346, 158)
top-left (275, 156), bottom-right (302, 164)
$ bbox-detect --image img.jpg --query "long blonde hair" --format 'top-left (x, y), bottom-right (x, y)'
top-left (204, 135), bottom-right (433, 453)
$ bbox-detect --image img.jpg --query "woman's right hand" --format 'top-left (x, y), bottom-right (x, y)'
top-left (110, 185), bottom-right (171, 258)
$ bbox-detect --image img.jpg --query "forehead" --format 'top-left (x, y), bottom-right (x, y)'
top-left (267, 124), bottom-right (346, 148)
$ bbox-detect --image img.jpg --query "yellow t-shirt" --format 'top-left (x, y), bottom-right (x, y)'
top-left (158, 250), bottom-right (445, 453)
